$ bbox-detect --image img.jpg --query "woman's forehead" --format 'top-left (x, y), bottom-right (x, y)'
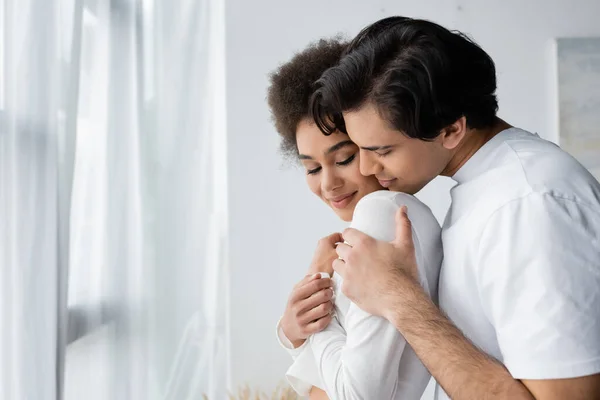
top-left (297, 123), bottom-right (355, 156)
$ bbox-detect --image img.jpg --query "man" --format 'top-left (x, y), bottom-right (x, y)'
top-left (310, 16), bottom-right (600, 400)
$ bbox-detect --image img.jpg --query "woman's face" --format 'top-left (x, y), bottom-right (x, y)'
top-left (296, 118), bottom-right (384, 222)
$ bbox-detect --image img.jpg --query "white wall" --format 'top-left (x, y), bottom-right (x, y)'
top-left (226, 0), bottom-right (600, 396)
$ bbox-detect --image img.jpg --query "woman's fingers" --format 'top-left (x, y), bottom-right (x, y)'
top-left (300, 300), bottom-right (334, 325)
top-left (291, 277), bottom-right (332, 303)
top-left (305, 314), bottom-right (333, 334)
top-left (298, 287), bottom-right (334, 313)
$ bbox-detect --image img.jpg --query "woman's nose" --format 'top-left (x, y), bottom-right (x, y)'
top-left (321, 167), bottom-right (343, 192)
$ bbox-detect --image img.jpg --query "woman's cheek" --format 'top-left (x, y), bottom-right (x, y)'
top-left (306, 175), bottom-right (321, 199)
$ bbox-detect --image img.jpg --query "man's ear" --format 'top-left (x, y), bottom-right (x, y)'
top-left (440, 116), bottom-right (467, 150)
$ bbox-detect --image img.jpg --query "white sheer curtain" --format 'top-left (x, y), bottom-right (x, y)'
top-left (0, 0), bottom-right (229, 399)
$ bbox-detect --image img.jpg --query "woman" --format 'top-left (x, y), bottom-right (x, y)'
top-left (267, 38), bottom-right (443, 400)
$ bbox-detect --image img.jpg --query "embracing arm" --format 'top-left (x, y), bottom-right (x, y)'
top-left (387, 275), bottom-right (600, 399)
top-left (386, 279), bottom-right (535, 399)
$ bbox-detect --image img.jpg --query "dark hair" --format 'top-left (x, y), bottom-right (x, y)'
top-left (310, 17), bottom-right (499, 140)
top-left (267, 38), bottom-right (347, 158)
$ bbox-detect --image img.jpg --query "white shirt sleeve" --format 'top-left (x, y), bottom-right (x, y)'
top-left (275, 272), bottom-right (334, 396)
top-left (285, 314), bottom-right (345, 396)
top-left (477, 192), bottom-right (600, 379)
top-left (276, 272), bottom-right (334, 358)
top-left (308, 191), bottom-right (442, 400)
top-left (275, 318), bottom-right (308, 358)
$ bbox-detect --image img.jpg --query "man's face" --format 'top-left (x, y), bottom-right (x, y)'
top-left (343, 102), bottom-right (452, 194)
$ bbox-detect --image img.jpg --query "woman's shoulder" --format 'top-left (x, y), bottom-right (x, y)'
top-left (355, 190), bottom-right (432, 210)
top-left (352, 191), bottom-right (440, 237)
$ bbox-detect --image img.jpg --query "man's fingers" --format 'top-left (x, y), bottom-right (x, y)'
top-left (394, 205), bottom-right (414, 249)
top-left (292, 277), bottom-right (332, 302)
top-left (332, 258), bottom-right (346, 277)
top-left (335, 242), bottom-right (352, 260)
top-left (341, 227), bottom-right (371, 248)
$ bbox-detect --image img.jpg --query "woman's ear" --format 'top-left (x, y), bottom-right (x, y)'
top-left (440, 116), bottom-right (467, 150)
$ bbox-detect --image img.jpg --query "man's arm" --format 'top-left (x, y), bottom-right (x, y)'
top-left (522, 376), bottom-right (600, 400)
top-left (386, 274), bottom-right (600, 400)
top-left (386, 277), bottom-right (534, 399)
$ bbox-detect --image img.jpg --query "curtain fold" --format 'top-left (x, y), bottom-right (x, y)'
top-left (0, 1), bottom-right (77, 399)
top-left (0, 0), bottom-right (229, 398)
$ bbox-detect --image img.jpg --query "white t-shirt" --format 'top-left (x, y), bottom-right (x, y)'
top-left (277, 191), bottom-right (443, 400)
top-left (436, 127), bottom-right (600, 399)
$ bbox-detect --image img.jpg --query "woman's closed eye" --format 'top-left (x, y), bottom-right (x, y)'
top-left (307, 166), bottom-right (322, 175)
top-left (305, 154), bottom-right (356, 175)
top-left (336, 153), bottom-right (356, 166)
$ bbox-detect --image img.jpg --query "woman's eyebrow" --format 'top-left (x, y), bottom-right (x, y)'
top-left (298, 140), bottom-right (355, 160)
top-left (325, 140), bottom-right (354, 155)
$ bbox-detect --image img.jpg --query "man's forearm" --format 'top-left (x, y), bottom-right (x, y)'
top-left (386, 278), bottom-right (534, 400)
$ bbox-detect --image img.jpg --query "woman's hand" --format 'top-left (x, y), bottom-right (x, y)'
top-left (281, 273), bottom-right (334, 348)
top-left (309, 386), bottom-right (329, 400)
top-left (280, 233), bottom-right (341, 348)
top-left (307, 233), bottom-right (343, 276)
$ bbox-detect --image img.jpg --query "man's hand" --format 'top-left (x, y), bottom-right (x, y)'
top-left (333, 206), bottom-right (420, 318)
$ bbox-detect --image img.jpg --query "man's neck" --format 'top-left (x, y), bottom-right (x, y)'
top-left (442, 118), bottom-right (512, 177)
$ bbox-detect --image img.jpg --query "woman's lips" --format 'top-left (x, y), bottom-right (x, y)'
top-left (329, 191), bottom-right (358, 209)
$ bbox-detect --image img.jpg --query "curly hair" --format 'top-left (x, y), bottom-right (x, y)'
top-left (267, 37), bottom-right (347, 159)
